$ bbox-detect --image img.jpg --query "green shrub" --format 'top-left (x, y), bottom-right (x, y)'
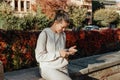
top-left (94, 9), bottom-right (119, 27)
top-left (33, 6), bottom-right (50, 30)
top-left (19, 6), bottom-right (50, 31)
top-left (0, 2), bottom-right (50, 30)
top-left (0, 1), bottom-right (14, 30)
top-left (67, 5), bottom-right (87, 28)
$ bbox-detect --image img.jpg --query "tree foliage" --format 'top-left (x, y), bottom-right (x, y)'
top-left (0, 2), bottom-right (50, 30)
top-left (92, 0), bottom-right (104, 13)
top-left (94, 9), bottom-right (119, 27)
top-left (36, 0), bottom-right (87, 28)
top-left (67, 5), bottom-right (87, 27)
top-left (36, 0), bottom-right (68, 19)
top-left (0, 1), bottom-right (14, 29)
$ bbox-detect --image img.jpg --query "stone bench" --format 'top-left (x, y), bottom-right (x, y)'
top-left (0, 61), bottom-right (4, 80)
top-left (4, 67), bottom-right (44, 80)
top-left (68, 51), bottom-right (120, 80)
top-left (5, 51), bottom-right (120, 80)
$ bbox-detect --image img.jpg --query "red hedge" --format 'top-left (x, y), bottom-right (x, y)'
top-left (66, 29), bottom-right (120, 59)
top-left (0, 30), bottom-right (39, 71)
top-left (0, 29), bottom-right (120, 71)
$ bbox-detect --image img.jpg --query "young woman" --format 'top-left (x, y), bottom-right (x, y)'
top-left (35, 10), bottom-right (77, 80)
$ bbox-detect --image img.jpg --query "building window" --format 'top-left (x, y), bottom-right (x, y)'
top-left (21, 1), bottom-right (24, 11)
top-left (15, 0), bottom-right (18, 11)
top-left (14, 0), bottom-right (31, 12)
top-left (26, 1), bottom-right (30, 11)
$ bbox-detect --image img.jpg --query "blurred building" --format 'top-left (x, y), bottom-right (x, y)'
top-left (97, 0), bottom-right (120, 15)
top-left (101, 0), bottom-right (116, 9)
top-left (5, 0), bottom-right (36, 17)
top-left (116, 1), bottom-right (120, 14)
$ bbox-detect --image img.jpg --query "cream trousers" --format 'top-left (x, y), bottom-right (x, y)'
top-left (40, 66), bottom-right (72, 80)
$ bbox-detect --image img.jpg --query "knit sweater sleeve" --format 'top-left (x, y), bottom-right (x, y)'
top-left (35, 30), bottom-right (61, 62)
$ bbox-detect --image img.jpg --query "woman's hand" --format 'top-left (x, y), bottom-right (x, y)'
top-left (68, 45), bottom-right (77, 55)
top-left (59, 50), bottom-right (70, 58)
top-left (59, 46), bottom-right (77, 58)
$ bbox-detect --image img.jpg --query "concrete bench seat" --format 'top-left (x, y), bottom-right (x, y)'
top-left (4, 51), bottom-right (120, 80)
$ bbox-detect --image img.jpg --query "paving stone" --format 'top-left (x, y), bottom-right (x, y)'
top-left (107, 73), bottom-right (120, 80)
top-left (5, 67), bottom-right (44, 80)
top-left (4, 51), bottom-right (120, 80)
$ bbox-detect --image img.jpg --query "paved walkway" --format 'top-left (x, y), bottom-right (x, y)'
top-left (4, 67), bottom-right (42, 80)
top-left (5, 67), bottom-right (120, 80)
top-left (4, 51), bottom-right (120, 80)
top-left (107, 73), bottom-right (120, 80)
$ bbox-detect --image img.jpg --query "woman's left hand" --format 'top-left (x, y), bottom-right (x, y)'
top-left (68, 45), bottom-right (77, 55)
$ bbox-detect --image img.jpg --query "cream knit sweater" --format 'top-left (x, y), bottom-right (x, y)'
top-left (35, 28), bottom-right (68, 69)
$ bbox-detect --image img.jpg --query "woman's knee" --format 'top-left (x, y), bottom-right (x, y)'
top-left (41, 68), bottom-right (72, 80)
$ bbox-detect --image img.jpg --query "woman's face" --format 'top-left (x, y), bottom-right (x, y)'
top-left (55, 20), bottom-right (69, 33)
